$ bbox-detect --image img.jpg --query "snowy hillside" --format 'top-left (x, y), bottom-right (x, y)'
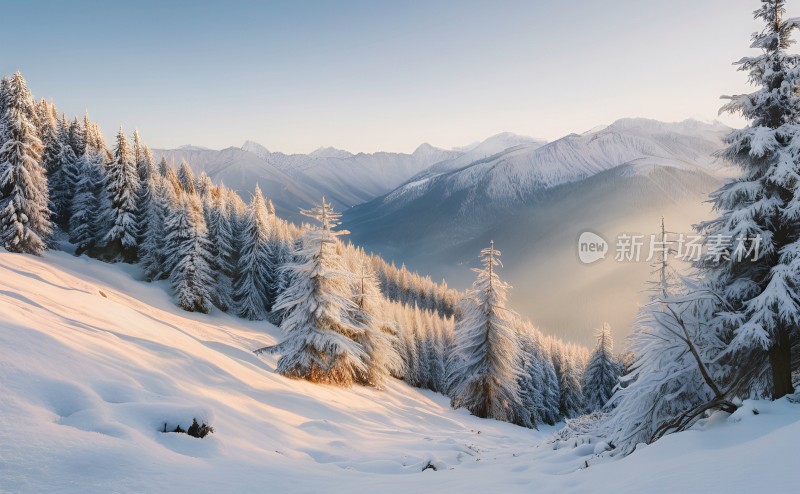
top-left (0, 250), bottom-right (797, 493)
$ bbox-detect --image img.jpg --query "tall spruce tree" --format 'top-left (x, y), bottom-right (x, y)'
top-left (204, 188), bottom-right (236, 311)
top-left (0, 72), bottom-right (51, 254)
top-left (699, 0), bottom-right (800, 399)
top-left (164, 192), bottom-right (215, 313)
top-left (69, 126), bottom-right (108, 255)
top-left (257, 197), bottom-right (369, 386)
top-left (447, 242), bottom-right (527, 426)
top-left (99, 128), bottom-right (139, 262)
top-left (233, 185), bottom-right (275, 320)
top-left (582, 323), bottom-right (620, 412)
top-left (352, 258), bottom-right (403, 387)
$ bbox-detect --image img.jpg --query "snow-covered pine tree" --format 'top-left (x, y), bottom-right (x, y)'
top-left (426, 314), bottom-right (448, 393)
top-left (36, 100), bottom-right (59, 176)
top-left (196, 171), bottom-right (213, 198)
top-left (38, 103), bottom-right (63, 226)
top-left (351, 258), bottom-right (403, 387)
top-left (0, 72), bottom-right (51, 254)
top-left (582, 323), bottom-right (620, 412)
top-left (177, 159), bottom-right (196, 194)
top-left (69, 142), bottom-right (106, 256)
top-left (233, 185), bottom-right (274, 320)
top-left (516, 321), bottom-right (546, 428)
top-left (135, 144), bottom-right (157, 242)
top-left (698, 0), bottom-right (800, 399)
top-left (139, 172), bottom-right (172, 280)
top-left (602, 219), bottom-right (729, 454)
top-left (447, 241), bottom-right (528, 426)
top-left (204, 187), bottom-right (236, 311)
top-left (257, 197), bottom-right (369, 386)
top-left (539, 341), bottom-right (561, 425)
top-left (162, 190), bottom-right (215, 312)
top-left (99, 128), bottom-right (140, 262)
top-left (158, 155), bottom-right (169, 177)
top-left (552, 343), bottom-right (585, 419)
top-left (68, 117), bottom-right (85, 158)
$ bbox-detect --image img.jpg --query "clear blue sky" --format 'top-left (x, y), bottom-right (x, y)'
top-left (2, 0), bottom-right (774, 153)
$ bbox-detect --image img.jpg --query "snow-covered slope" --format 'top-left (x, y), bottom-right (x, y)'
top-left (343, 119), bottom-right (733, 345)
top-left (0, 250), bottom-right (797, 493)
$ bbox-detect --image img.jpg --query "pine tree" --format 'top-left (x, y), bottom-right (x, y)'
top-left (178, 159), bottom-right (196, 194)
top-left (352, 259), bottom-right (403, 387)
top-left (582, 323), bottom-right (620, 412)
top-left (99, 128), bottom-right (139, 262)
top-left (68, 117), bottom-right (85, 158)
top-left (603, 220), bottom-right (729, 454)
top-left (552, 345), bottom-right (585, 419)
top-left (162, 192), bottom-right (214, 312)
top-left (69, 146), bottom-right (106, 256)
top-left (447, 242), bottom-right (527, 425)
top-left (0, 72), bottom-right (51, 254)
top-left (49, 116), bottom-right (79, 229)
top-left (232, 185), bottom-right (274, 320)
top-left (204, 188), bottom-right (236, 311)
top-left (700, 0), bottom-right (800, 399)
top-left (257, 197), bottom-right (369, 386)
top-left (139, 173), bottom-right (171, 279)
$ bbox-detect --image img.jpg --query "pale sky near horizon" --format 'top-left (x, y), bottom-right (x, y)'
top-left (1, 0), bottom-right (784, 153)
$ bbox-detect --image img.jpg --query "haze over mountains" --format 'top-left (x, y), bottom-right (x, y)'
top-left (157, 118), bottom-right (734, 346)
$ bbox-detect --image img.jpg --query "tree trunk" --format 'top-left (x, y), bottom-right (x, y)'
top-left (769, 324), bottom-right (795, 399)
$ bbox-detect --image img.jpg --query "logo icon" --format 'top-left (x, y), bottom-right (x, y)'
top-left (578, 231), bottom-right (608, 264)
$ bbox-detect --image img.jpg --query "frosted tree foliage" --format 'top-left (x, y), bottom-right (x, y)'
top-left (697, 0), bottom-right (800, 399)
top-left (600, 220), bottom-right (729, 455)
top-left (164, 192), bottom-right (215, 313)
top-left (259, 198), bottom-right (369, 386)
top-left (0, 72), bottom-right (51, 255)
top-left (352, 259), bottom-right (404, 387)
top-left (233, 185), bottom-right (275, 320)
top-left (448, 242), bottom-right (526, 425)
top-left (100, 128), bottom-right (140, 262)
top-left (582, 323), bottom-right (620, 412)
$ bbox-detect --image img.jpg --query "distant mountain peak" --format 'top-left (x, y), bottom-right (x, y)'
top-left (241, 140), bottom-right (270, 157)
top-left (309, 146), bottom-right (353, 159)
top-left (177, 144), bottom-right (212, 151)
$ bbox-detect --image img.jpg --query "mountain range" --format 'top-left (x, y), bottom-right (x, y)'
top-left (157, 118), bottom-right (734, 345)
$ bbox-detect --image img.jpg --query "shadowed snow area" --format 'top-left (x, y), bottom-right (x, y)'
top-left (0, 251), bottom-right (797, 493)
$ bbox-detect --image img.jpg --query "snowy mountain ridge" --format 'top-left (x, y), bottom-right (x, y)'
top-left (384, 118), bottom-right (732, 210)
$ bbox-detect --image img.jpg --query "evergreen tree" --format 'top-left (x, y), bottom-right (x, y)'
top-left (68, 117), bottom-right (85, 158)
top-left (163, 192), bottom-right (215, 313)
top-left (99, 128), bottom-right (139, 262)
top-left (49, 116), bottom-right (79, 229)
top-left (352, 259), bottom-right (403, 387)
top-left (233, 185), bottom-right (274, 320)
top-left (141, 171), bottom-right (179, 280)
top-left (204, 188), bottom-right (236, 311)
top-left (603, 220), bottom-right (729, 454)
top-left (447, 242), bottom-right (527, 426)
top-left (698, 0), bottom-right (800, 399)
top-left (0, 72), bottom-right (51, 254)
top-left (582, 323), bottom-right (620, 412)
top-left (69, 145), bottom-right (106, 256)
top-left (178, 159), bottom-right (196, 194)
top-left (257, 197), bottom-right (369, 386)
